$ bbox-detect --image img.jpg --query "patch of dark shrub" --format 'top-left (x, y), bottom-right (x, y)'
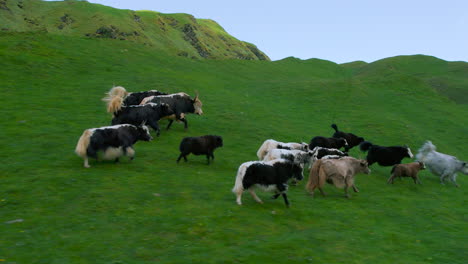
top-left (24, 17), bottom-right (39, 26)
top-left (0, 0), bottom-right (9, 11)
top-left (178, 51), bottom-right (189, 57)
top-left (245, 43), bottom-right (268, 60)
top-left (86, 25), bottom-right (141, 40)
top-left (166, 17), bottom-right (178, 28)
top-left (57, 13), bottom-right (74, 29)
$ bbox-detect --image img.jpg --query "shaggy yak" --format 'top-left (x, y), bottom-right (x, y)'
top-left (232, 159), bottom-right (304, 207)
top-left (416, 141), bottom-right (468, 187)
top-left (306, 157), bottom-right (370, 198)
top-left (330, 124), bottom-right (365, 152)
top-left (387, 161), bottom-right (425, 184)
top-left (256, 139), bottom-right (309, 160)
top-left (359, 141), bottom-right (413, 166)
top-left (75, 124), bottom-right (152, 168)
top-left (177, 135), bottom-right (223, 164)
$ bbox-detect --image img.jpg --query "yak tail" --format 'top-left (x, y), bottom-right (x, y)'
top-left (419, 141), bottom-right (436, 154)
top-left (232, 163), bottom-right (248, 194)
top-left (306, 159), bottom-right (323, 192)
top-left (331, 124), bottom-right (339, 132)
top-left (359, 141), bottom-right (373, 152)
top-left (75, 129), bottom-right (92, 158)
top-left (102, 86), bottom-right (127, 113)
top-left (256, 139), bottom-right (273, 160)
top-left (103, 86), bottom-right (128, 101)
top-left (107, 96), bottom-right (124, 114)
top-left (415, 141), bottom-right (436, 161)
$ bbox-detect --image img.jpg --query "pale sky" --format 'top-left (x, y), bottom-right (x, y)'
top-left (53, 0), bottom-right (468, 63)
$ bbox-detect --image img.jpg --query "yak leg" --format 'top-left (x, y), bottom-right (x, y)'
top-left (440, 172), bottom-right (450, 185)
top-left (248, 189), bottom-right (263, 204)
top-left (166, 120), bottom-right (174, 130)
top-left (318, 171), bottom-right (327, 196)
top-left (281, 193), bottom-right (290, 208)
top-left (206, 153), bottom-right (215, 164)
top-left (276, 183), bottom-right (290, 207)
top-left (178, 113), bottom-right (188, 130)
top-left (84, 148), bottom-right (99, 167)
top-left (147, 120), bottom-right (160, 137)
top-left (126, 147), bottom-right (135, 160)
top-left (387, 175), bottom-right (395, 184)
top-left (271, 193), bottom-right (281, 199)
top-left (416, 177), bottom-right (422, 184)
top-left (83, 157), bottom-right (90, 168)
top-left (308, 184), bottom-right (316, 197)
top-left (206, 152), bottom-right (214, 165)
top-left (344, 179), bottom-right (351, 198)
top-left (176, 153), bottom-right (187, 163)
top-left (317, 187), bottom-right (327, 196)
top-left (449, 173), bottom-right (459, 187)
top-left (235, 189), bottom-right (243, 205)
top-left (352, 184), bottom-right (360, 192)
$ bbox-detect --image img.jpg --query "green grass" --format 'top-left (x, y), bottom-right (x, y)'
top-left (0, 31), bottom-right (467, 264)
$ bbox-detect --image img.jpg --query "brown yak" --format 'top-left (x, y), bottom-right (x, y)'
top-left (306, 157), bottom-right (370, 198)
top-left (387, 161), bottom-right (425, 184)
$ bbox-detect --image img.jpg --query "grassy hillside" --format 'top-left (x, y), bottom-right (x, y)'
top-left (1, 30), bottom-right (467, 264)
top-left (342, 55), bottom-right (468, 104)
top-left (0, 0), bottom-right (269, 60)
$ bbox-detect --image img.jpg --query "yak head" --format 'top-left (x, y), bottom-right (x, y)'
top-left (359, 160), bottom-right (371, 174)
top-left (214, 135), bottom-right (223, 148)
top-left (192, 93), bottom-right (203, 115)
top-left (137, 125), bottom-right (153, 141)
top-left (405, 145), bottom-right (414, 159)
top-left (461, 162), bottom-right (468, 175)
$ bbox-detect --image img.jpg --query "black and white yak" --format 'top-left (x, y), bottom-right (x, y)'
top-left (262, 149), bottom-right (312, 168)
top-left (140, 92), bottom-right (203, 130)
top-left (262, 148), bottom-right (312, 185)
top-left (111, 103), bottom-right (174, 136)
top-left (232, 159), bottom-right (304, 207)
top-left (331, 124), bottom-right (365, 152)
top-left (177, 135), bottom-right (223, 164)
top-left (359, 141), bottom-right (413, 166)
top-left (256, 139), bottom-right (309, 160)
top-left (102, 86), bottom-right (167, 113)
top-left (75, 124), bottom-right (152, 168)
top-left (310, 147), bottom-right (348, 165)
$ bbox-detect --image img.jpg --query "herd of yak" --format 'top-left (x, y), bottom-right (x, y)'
top-left (75, 87), bottom-right (468, 207)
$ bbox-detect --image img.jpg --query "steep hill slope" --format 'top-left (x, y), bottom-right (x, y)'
top-left (0, 0), bottom-right (269, 60)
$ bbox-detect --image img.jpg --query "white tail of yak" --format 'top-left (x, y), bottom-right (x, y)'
top-left (75, 129), bottom-right (92, 158)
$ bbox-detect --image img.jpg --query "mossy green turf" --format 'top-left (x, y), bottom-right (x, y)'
top-left (1, 32), bottom-right (467, 264)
